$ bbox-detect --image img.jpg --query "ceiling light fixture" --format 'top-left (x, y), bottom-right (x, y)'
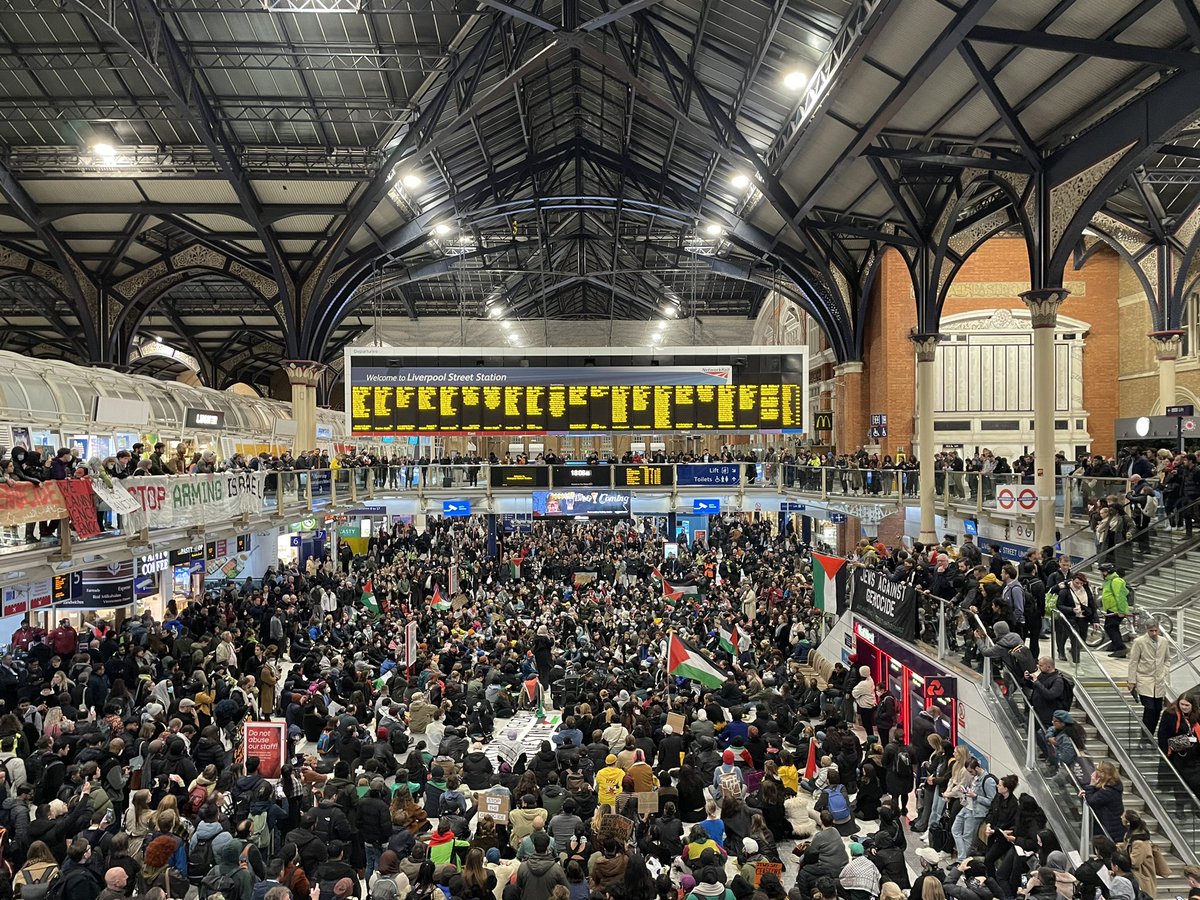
top-left (433, 221), bottom-right (453, 237)
top-left (783, 70), bottom-right (807, 91)
top-left (90, 142), bottom-right (116, 159)
top-left (400, 173), bottom-right (423, 190)
top-left (703, 222), bottom-right (723, 237)
top-left (489, 305), bottom-right (503, 318)
top-left (731, 172), bottom-right (751, 190)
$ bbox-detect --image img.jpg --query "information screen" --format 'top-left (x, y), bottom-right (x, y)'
top-left (346, 361), bottom-right (803, 435)
top-left (490, 466), bottom-right (551, 488)
top-left (551, 465), bottom-right (612, 487)
top-left (614, 464), bottom-right (675, 487)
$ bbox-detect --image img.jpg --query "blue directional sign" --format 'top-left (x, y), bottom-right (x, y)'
top-left (829, 512), bottom-right (848, 524)
top-left (443, 500), bottom-right (472, 517)
top-left (782, 502), bottom-right (807, 512)
top-left (693, 498), bottom-right (721, 514)
top-left (677, 464), bottom-right (741, 486)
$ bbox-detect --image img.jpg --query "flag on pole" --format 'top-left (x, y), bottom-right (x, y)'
top-left (718, 624), bottom-right (741, 656)
top-left (666, 634), bottom-right (726, 689)
top-left (431, 584), bottom-right (451, 611)
top-left (811, 553), bottom-right (848, 613)
top-left (359, 579), bottom-right (381, 617)
top-left (652, 567), bottom-right (701, 601)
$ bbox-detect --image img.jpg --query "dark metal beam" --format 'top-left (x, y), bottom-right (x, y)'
top-left (863, 146), bottom-right (1032, 173)
top-left (581, 0), bottom-right (664, 32)
top-left (968, 25), bottom-right (1200, 70)
top-left (956, 43), bottom-right (1039, 167)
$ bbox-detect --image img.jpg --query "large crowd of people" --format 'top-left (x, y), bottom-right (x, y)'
top-left (0, 506), bottom-right (1191, 900)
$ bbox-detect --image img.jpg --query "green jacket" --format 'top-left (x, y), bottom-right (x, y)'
top-left (1101, 573), bottom-right (1129, 614)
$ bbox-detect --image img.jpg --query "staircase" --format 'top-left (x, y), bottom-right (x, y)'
top-left (1073, 685), bottom-right (1195, 896)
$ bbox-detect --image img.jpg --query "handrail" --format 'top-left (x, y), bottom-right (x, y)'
top-left (1156, 624), bottom-right (1200, 694)
top-left (1051, 610), bottom-right (1200, 862)
top-left (1064, 493), bottom-right (1200, 576)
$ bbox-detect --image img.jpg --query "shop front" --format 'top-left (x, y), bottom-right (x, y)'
top-left (134, 549), bottom-right (172, 620)
top-left (846, 566), bottom-right (957, 745)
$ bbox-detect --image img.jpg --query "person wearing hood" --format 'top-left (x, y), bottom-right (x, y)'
top-left (596, 754), bottom-right (624, 812)
top-left (686, 864), bottom-right (735, 900)
top-left (461, 740), bottom-right (494, 790)
top-left (210, 838), bottom-right (255, 900)
top-left (587, 834), bottom-right (628, 891)
top-left (408, 692), bottom-right (436, 733)
top-left (516, 831), bottom-right (567, 900)
top-left (368, 848), bottom-right (411, 900)
top-left (868, 830), bottom-right (910, 889)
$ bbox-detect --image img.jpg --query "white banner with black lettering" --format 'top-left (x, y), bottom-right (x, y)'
top-left (122, 472), bottom-right (267, 528)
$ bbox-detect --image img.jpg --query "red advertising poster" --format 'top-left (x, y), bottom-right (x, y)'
top-left (243, 721), bottom-right (287, 780)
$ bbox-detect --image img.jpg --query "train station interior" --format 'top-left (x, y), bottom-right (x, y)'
top-left (1, 0), bottom-right (1200, 897)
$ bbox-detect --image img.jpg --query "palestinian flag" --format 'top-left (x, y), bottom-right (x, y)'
top-left (360, 579), bottom-right (381, 617)
top-left (431, 584), bottom-right (452, 611)
top-left (652, 567), bottom-right (700, 602)
top-left (719, 624), bottom-right (741, 656)
top-left (667, 634), bottom-right (726, 689)
top-left (811, 552), bottom-right (848, 613)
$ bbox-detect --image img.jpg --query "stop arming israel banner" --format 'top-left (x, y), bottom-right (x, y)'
top-left (123, 472), bottom-right (267, 527)
top-left (850, 566), bottom-right (919, 641)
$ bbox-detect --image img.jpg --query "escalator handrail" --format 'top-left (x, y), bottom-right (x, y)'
top-left (1050, 610), bottom-right (1200, 862)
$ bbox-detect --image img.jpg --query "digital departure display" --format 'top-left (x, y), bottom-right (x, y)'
top-left (490, 466), bottom-right (551, 488)
top-left (614, 464), bottom-right (675, 487)
top-left (346, 363), bottom-right (803, 435)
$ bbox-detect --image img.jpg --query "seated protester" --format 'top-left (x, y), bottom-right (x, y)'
top-left (429, 819), bottom-right (471, 872)
top-left (699, 800), bottom-right (726, 847)
top-left (719, 796), bottom-right (753, 854)
top-left (1073, 835), bottom-right (1118, 900)
top-left (795, 811), bottom-right (850, 899)
top-left (461, 741), bottom-right (494, 791)
top-left (712, 750), bottom-right (743, 798)
top-left (686, 865), bottom-right (736, 900)
top-left (800, 755), bottom-right (834, 793)
top-left (809, 770), bottom-right (856, 836)
top-left (587, 835), bottom-right (628, 891)
top-left (839, 841), bottom-right (881, 900)
top-left (867, 831), bottom-right (910, 890)
top-left (854, 761), bottom-right (884, 821)
top-left (446, 847), bottom-right (497, 900)
top-left (1108, 851), bottom-right (1141, 900)
top-left (516, 816), bottom-right (556, 861)
top-left (508, 793), bottom-right (549, 851)
top-left (682, 823), bottom-right (726, 867)
top-left (745, 774), bottom-right (790, 841)
top-left (1019, 865), bottom-right (1063, 900)
top-left (645, 800), bottom-right (684, 864)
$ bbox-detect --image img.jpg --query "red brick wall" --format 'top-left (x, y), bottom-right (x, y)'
top-left (848, 237), bottom-right (1119, 457)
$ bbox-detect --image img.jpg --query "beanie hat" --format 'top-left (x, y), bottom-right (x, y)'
top-left (742, 837), bottom-right (758, 855)
top-left (722, 749), bottom-right (735, 764)
top-left (334, 877), bottom-right (355, 898)
top-left (606, 754), bottom-right (617, 765)
top-left (486, 848), bottom-right (501, 864)
top-left (993, 621), bottom-right (1010, 637)
top-left (859, 665), bottom-right (870, 677)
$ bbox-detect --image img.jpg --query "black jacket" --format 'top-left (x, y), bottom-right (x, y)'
top-left (354, 793), bottom-right (392, 845)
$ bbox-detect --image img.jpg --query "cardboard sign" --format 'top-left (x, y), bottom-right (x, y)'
top-left (475, 792), bottom-right (511, 824)
top-left (754, 861), bottom-right (783, 887)
top-left (635, 791), bottom-right (659, 816)
top-left (666, 712), bottom-right (686, 733)
top-left (243, 721), bottom-right (287, 780)
top-left (599, 813), bottom-right (634, 845)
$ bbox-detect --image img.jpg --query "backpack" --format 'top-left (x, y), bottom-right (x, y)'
top-left (249, 810), bottom-right (274, 855)
top-left (892, 747), bottom-right (912, 775)
top-left (199, 866), bottom-right (237, 900)
top-left (371, 875), bottom-right (402, 900)
top-left (824, 787), bottom-right (851, 824)
top-left (16, 867), bottom-right (55, 900)
top-left (188, 836), bottom-right (216, 885)
top-left (1058, 673), bottom-right (1076, 711)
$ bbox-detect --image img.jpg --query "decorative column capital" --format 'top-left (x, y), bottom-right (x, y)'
top-left (909, 331), bottom-right (945, 363)
top-left (1150, 330), bottom-right (1185, 361)
top-left (284, 360), bottom-right (326, 387)
top-left (834, 361), bottom-right (864, 376)
top-left (1019, 288), bottom-right (1071, 328)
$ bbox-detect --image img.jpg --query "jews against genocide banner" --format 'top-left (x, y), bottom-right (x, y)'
top-left (124, 473), bottom-right (267, 527)
top-left (244, 721), bottom-right (287, 780)
top-left (850, 567), bottom-right (918, 641)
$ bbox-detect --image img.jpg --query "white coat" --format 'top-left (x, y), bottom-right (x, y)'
top-left (1127, 633), bottom-right (1170, 699)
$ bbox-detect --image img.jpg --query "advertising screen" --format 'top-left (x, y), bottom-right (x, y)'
top-left (531, 490), bottom-right (632, 518)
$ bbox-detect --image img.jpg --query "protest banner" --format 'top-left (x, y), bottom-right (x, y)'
top-left (0, 480), bottom-right (67, 526)
top-left (124, 472), bottom-right (267, 527)
top-left (57, 478), bottom-right (100, 539)
top-left (635, 791), bottom-right (659, 815)
top-left (754, 861), bottom-right (784, 887)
